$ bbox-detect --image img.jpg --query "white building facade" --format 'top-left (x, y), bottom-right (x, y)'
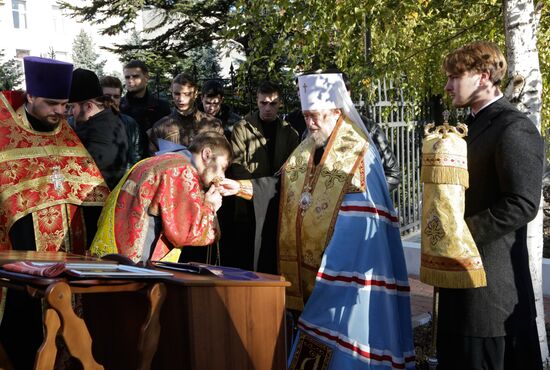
top-left (0, 0), bottom-right (244, 87)
top-left (0, 0), bottom-right (125, 84)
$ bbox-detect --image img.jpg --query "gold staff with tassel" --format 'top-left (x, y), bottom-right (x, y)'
top-left (420, 111), bottom-right (487, 368)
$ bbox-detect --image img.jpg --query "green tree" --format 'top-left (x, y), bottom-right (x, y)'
top-left (71, 29), bottom-right (106, 76)
top-left (226, 1), bottom-right (505, 101)
top-left (537, 1), bottom-right (550, 138)
top-left (62, 1), bottom-right (234, 97)
top-left (118, 29), bottom-right (183, 98)
top-left (117, 29), bottom-right (223, 98)
top-left (40, 46), bottom-right (56, 60)
top-left (61, 1), bottom-right (234, 58)
top-left (117, 29), bottom-right (176, 98)
top-left (0, 50), bottom-right (23, 90)
top-left (224, 0), bottom-right (549, 130)
top-left (176, 45), bottom-right (222, 80)
top-left (61, 0), bottom-right (550, 129)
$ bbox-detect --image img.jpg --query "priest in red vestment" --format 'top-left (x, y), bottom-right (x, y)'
top-left (0, 57), bottom-right (109, 253)
top-left (91, 131), bottom-right (232, 263)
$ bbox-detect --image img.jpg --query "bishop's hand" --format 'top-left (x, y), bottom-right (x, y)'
top-left (218, 178), bottom-right (241, 196)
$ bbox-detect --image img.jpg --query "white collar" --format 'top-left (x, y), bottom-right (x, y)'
top-left (472, 94), bottom-right (503, 116)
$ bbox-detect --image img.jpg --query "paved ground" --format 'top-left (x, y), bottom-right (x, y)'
top-left (409, 276), bottom-right (434, 326)
top-left (402, 231), bottom-right (550, 327)
top-left (409, 275), bottom-right (550, 327)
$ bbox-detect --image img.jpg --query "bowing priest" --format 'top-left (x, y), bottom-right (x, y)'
top-left (0, 57), bottom-right (109, 369)
top-left (219, 72), bottom-right (415, 369)
top-left (91, 131), bottom-right (231, 264)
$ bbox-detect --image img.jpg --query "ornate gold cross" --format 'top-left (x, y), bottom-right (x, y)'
top-left (320, 162), bottom-right (346, 189)
top-left (286, 156), bottom-right (308, 182)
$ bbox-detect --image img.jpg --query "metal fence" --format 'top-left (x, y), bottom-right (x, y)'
top-left (365, 79), bottom-right (427, 235)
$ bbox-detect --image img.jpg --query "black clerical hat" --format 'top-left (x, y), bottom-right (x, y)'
top-left (68, 68), bottom-right (104, 103)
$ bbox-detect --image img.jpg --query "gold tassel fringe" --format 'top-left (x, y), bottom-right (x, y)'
top-left (421, 166), bottom-right (469, 187)
top-left (420, 266), bottom-right (487, 289)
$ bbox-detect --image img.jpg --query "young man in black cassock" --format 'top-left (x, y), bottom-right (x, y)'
top-left (437, 41), bottom-right (543, 370)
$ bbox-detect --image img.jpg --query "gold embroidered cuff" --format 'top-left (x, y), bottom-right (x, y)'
top-left (236, 180), bottom-right (253, 200)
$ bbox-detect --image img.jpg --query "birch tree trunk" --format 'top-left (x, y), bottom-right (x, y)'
top-left (504, 0), bottom-right (548, 366)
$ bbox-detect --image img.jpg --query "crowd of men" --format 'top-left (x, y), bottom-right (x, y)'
top-left (0, 39), bottom-right (544, 370)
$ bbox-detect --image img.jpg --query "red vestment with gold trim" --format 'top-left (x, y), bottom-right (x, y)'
top-left (103, 154), bottom-right (219, 262)
top-left (0, 92), bottom-right (109, 252)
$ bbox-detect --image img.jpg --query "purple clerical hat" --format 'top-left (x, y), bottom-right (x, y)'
top-left (24, 56), bottom-right (73, 100)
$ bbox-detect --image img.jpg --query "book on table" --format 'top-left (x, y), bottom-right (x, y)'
top-left (152, 261), bottom-right (260, 280)
top-left (63, 263), bottom-right (173, 278)
top-left (0, 251), bottom-right (173, 278)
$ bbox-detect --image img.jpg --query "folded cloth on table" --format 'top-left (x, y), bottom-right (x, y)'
top-left (3, 262), bottom-right (66, 277)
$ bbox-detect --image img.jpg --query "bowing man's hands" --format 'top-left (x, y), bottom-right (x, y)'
top-left (205, 185), bottom-right (223, 211)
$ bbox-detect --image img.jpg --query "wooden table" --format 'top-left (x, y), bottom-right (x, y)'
top-left (84, 268), bottom-right (290, 370)
top-left (0, 254), bottom-right (166, 370)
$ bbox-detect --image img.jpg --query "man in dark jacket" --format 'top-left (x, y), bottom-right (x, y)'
top-left (100, 75), bottom-right (143, 167)
top-left (231, 81), bottom-right (299, 180)
top-left (198, 79), bottom-right (244, 139)
top-left (437, 41), bottom-right (543, 369)
top-left (120, 60), bottom-right (171, 156)
top-left (361, 115), bottom-right (400, 193)
top-left (148, 73), bottom-right (223, 153)
top-left (69, 68), bottom-right (129, 189)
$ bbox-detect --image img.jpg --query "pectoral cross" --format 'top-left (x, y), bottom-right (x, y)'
top-left (299, 170), bottom-right (315, 214)
top-left (302, 82), bottom-right (308, 93)
top-left (299, 181), bottom-right (313, 213)
top-left (50, 166), bottom-right (65, 194)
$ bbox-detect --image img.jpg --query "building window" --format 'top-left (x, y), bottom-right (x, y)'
top-left (56, 52), bottom-right (68, 61)
top-left (12, 0), bottom-right (27, 29)
top-left (52, 5), bottom-right (64, 33)
top-left (14, 49), bottom-right (29, 72)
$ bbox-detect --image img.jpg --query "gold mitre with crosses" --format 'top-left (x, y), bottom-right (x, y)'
top-left (420, 112), bottom-right (486, 289)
